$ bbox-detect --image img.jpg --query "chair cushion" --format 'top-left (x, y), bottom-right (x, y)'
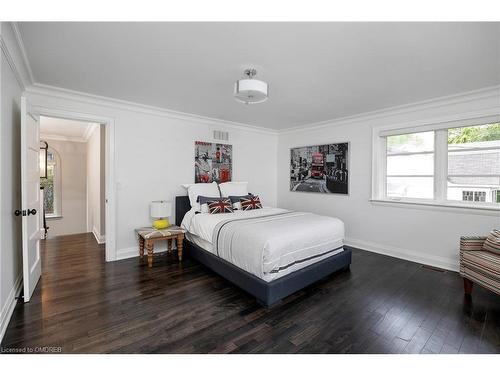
top-left (482, 229), bottom-right (500, 255)
top-left (461, 250), bottom-right (500, 295)
top-left (460, 236), bottom-right (487, 251)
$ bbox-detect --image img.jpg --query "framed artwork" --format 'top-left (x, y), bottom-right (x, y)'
top-left (290, 142), bottom-right (349, 194)
top-left (195, 141), bottom-right (232, 183)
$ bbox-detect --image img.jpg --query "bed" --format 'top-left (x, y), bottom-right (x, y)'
top-left (176, 195), bottom-right (351, 307)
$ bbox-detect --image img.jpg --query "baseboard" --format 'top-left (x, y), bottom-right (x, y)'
top-left (116, 247), bottom-right (139, 260)
top-left (92, 226), bottom-right (106, 244)
top-left (345, 237), bottom-right (459, 272)
top-left (117, 237), bottom-right (458, 271)
top-left (0, 274), bottom-right (23, 343)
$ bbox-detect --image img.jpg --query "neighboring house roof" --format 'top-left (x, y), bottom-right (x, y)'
top-left (448, 141), bottom-right (500, 187)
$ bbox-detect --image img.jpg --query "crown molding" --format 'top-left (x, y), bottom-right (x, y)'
top-left (0, 22), bottom-right (33, 89)
top-left (280, 85), bottom-right (500, 135)
top-left (26, 82), bottom-right (499, 137)
top-left (11, 22), bottom-right (35, 85)
top-left (26, 83), bottom-right (279, 135)
top-left (0, 35), bottom-right (25, 90)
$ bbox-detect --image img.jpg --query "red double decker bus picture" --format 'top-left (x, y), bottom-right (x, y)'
top-left (311, 152), bottom-right (324, 179)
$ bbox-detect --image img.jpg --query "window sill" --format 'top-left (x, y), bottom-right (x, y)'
top-left (46, 215), bottom-right (63, 220)
top-left (370, 198), bottom-right (500, 216)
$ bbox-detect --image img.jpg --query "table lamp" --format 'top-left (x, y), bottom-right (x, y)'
top-left (150, 200), bottom-right (172, 229)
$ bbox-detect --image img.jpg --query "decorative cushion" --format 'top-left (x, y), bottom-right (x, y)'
top-left (219, 182), bottom-right (248, 198)
top-left (207, 199), bottom-right (234, 214)
top-left (240, 195), bottom-right (263, 211)
top-left (183, 182), bottom-right (220, 211)
top-left (482, 229), bottom-right (500, 255)
top-left (228, 194), bottom-right (254, 210)
top-left (198, 196), bottom-right (224, 213)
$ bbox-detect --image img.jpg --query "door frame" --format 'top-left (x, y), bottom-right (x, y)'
top-left (31, 105), bottom-right (117, 262)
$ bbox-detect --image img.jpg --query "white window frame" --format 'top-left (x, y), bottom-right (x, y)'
top-left (371, 113), bottom-right (500, 214)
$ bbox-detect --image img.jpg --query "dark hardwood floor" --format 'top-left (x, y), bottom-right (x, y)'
top-left (1, 233), bottom-right (499, 353)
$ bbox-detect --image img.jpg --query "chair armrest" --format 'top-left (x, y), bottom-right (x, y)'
top-left (460, 236), bottom-right (487, 251)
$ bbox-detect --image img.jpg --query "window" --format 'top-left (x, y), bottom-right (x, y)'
top-left (40, 147), bottom-right (61, 217)
top-left (447, 124), bottom-right (500, 204)
top-left (475, 192), bottom-right (486, 202)
top-left (462, 191), bottom-right (473, 202)
top-left (374, 120), bottom-right (500, 210)
top-left (386, 131), bottom-right (434, 199)
top-left (493, 190), bottom-right (500, 203)
top-left (462, 190), bottom-right (487, 202)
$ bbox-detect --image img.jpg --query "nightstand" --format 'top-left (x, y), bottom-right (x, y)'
top-left (135, 226), bottom-right (186, 267)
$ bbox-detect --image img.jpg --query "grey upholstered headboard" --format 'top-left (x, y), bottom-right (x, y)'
top-left (175, 196), bottom-right (191, 226)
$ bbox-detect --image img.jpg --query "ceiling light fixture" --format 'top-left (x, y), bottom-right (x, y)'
top-left (234, 68), bottom-right (268, 105)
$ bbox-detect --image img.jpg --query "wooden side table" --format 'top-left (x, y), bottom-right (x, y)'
top-left (135, 226), bottom-right (186, 267)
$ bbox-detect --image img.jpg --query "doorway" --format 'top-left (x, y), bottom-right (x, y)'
top-left (20, 98), bottom-right (116, 302)
top-left (39, 116), bottom-right (106, 243)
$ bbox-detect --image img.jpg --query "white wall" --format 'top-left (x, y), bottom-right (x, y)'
top-left (0, 23), bottom-right (24, 341)
top-left (45, 139), bottom-right (87, 237)
top-left (86, 124), bottom-right (105, 243)
top-left (278, 88), bottom-right (500, 271)
top-left (26, 87), bottom-right (279, 259)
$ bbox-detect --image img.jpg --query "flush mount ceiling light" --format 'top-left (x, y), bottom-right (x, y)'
top-left (234, 68), bottom-right (268, 104)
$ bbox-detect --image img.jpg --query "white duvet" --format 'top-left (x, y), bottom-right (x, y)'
top-left (181, 207), bottom-right (345, 282)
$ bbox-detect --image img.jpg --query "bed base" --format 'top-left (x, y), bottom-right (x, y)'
top-left (184, 239), bottom-right (351, 307)
top-left (176, 195), bottom-right (352, 307)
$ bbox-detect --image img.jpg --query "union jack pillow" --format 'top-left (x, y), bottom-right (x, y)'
top-left (240, 195), bottom-right (262, 211)
top-left (207, 198), bottom-right (234, 214)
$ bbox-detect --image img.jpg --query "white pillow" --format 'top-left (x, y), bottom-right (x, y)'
top-left (182, 182), bottom-right (220, 211)
top-left (218, 182), bottom-right (248, 197)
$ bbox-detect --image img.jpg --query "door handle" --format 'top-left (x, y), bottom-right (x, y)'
top-left (27, 208), bottom-right (37, 216)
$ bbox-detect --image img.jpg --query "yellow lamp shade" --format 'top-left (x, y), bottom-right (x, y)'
top-left (150, 201), bottom-right (171, 218)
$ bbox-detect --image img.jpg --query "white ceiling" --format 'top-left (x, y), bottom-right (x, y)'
top-left (19, 22), bottom-right (500, 130)
top-left (40, 116), bottom-right (95, 142)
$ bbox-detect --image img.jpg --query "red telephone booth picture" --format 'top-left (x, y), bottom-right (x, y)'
top-left (219, 168), bottom-right (230, 183)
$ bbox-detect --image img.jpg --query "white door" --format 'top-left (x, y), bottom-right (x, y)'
top-left (21, 96), bottom-right (42, 302)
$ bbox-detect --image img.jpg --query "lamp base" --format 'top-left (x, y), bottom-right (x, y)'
top-left (152, 219), bottom-right (170, 230)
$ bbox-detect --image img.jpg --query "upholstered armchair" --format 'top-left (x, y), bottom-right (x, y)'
top-left (459, 233), bottom-right (500, 296)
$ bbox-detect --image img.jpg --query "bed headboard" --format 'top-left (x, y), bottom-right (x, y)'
top-left (175, 196), bottom-right (191, 226)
